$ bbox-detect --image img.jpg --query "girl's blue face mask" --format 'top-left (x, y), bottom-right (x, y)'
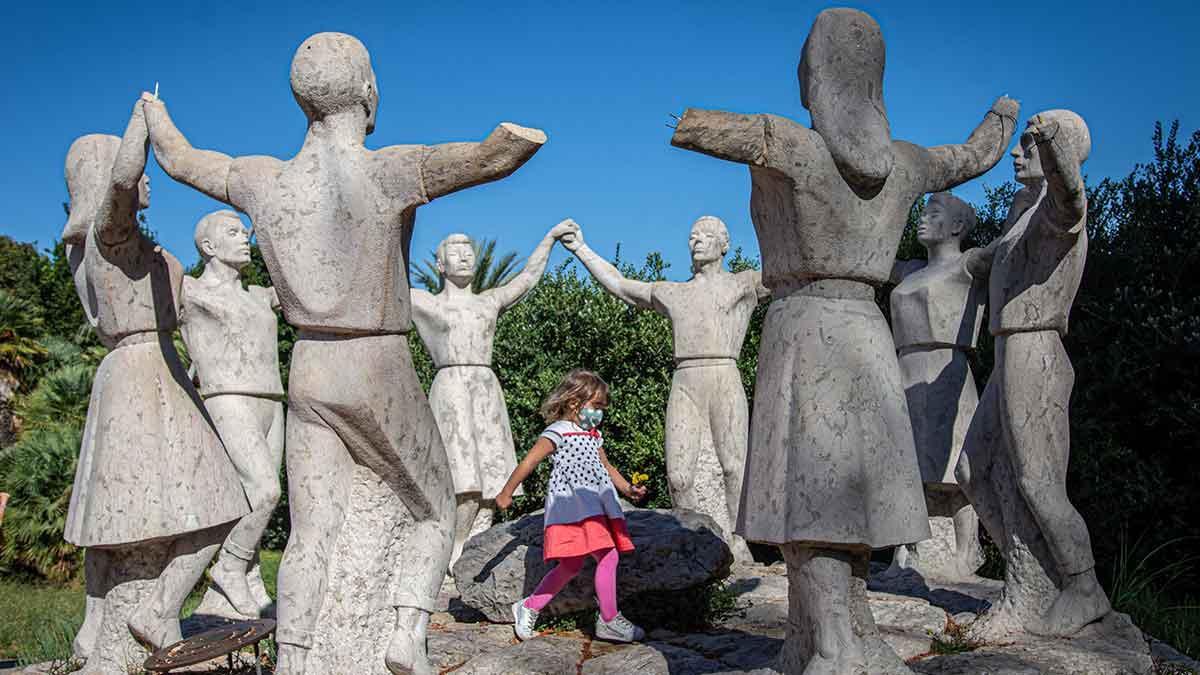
top-left (578, 407), bottom-right (604, 431)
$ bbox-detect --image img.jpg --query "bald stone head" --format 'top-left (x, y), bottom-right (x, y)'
top-left (1012, 109), bottom-right (1091, 186)
top-left (436, 233), bottom-right (476, 288)
top-left (689, 215), bottom-right (731, 271)
top-left (291, 32), bottom-right (379, 134)
top-left (799, 8), bottom-right (893, 194)
top-left (194, 210), bottom-right (252, 271)
top-left (62, 133), bottom-right (150, 244)
top-left (917, 192), bottom-right (976, 248)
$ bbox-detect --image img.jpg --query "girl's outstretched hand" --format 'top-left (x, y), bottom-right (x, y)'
top-left (627, 484), bottom-right (648, 503)
top-left (495, 492), bottom-right (513, 510)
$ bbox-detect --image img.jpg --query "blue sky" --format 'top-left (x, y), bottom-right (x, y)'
top-left (2, 1), bottom-right (1196, 280)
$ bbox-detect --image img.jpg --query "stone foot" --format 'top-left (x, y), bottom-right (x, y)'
top-left (127, 605), bottom-right (181, 650)
top-left (730, 535), bottom-right (755, 563)
top-left (800, 649), bottom-right (868, 675)
top-left (72, 596), bottom-right (102, 660)
top-left (210, 554), bottom-right (261, 617)
top-left (247, 564), bottom-right (274, 616)
top-left (1033, 569), bottom-right (1112, 637)
top-left (274, 643), bottom-right (309, 675)
top-left (384, 608), bottom-right (433, 675)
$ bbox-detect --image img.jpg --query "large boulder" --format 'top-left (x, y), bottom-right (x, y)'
top-left (453, 508), bottom-right (733, 622)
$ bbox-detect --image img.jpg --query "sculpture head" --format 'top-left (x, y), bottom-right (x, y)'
top-left (917, 192), bottom-right (976, 248)
top-left (63, 134), bottom-right (150, 244)
top-left (291, 32), bottom-right (378, 135)
top-left (436, 233), bottom-right (476, 288)
top-left (1011, 109), bottom-right (1091, 187)
top-left (689, 216), bottom-right (730, 271)
top-left (194, 210), bottom-right (252, 271)
top-left (799, 8), bottom-right (893, 194)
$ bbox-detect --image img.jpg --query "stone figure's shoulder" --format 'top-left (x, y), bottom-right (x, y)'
top-left (179, 277), bottom-right (222, 316)
top-left (229, 155), bottom-right (284, 188)
top-left (370, 144), bottom-right (431, 201)
top-left (762, 114), bottom-right (820, 159)
top-left (248, 284), bottom-right (278, 308)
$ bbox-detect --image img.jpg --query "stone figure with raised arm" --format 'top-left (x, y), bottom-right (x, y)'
top-left (180, 210), bottom-right (284, 619)
top-left (955, 110), bottom-right (1112, 638)
top-left (142, 31), bottom-right (546, 675)
top-left (60, 100), bottom-right (248, 673)
top-left (887, 192), bottom-right (986, 581)
top-left (412, 221), bottom-right (577, 567)
top-left (563, 216), bottom-right (767, 562)
top-left (669, 8), bottom-right (1018, 673)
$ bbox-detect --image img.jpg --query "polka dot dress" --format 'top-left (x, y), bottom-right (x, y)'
top-left (539, 420), bottom-right (633, 559)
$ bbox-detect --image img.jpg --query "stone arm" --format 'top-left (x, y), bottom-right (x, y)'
top-left (572, 242), bottom-right (655, 311)
top-left (409, 287), bottom-right (435, 321)
top-left (95, 100), bottom-right (150, 246)
top-left (739, 270), bottom-right (772, 302)
top-left (922, 96), bottom-right (1020, 194)
top-left (421, 123), bottom-right (547, 200)
top-left (670, 109), bottom-right (770, 166)
top-left (486, 225), bottom-right (566, 311)
top-left (1031, 119), bottom-right (1088, 233)
top-left (962, 239), bottom-right (1001, 280)
top-left (142, 96), bottom-right (240, 206)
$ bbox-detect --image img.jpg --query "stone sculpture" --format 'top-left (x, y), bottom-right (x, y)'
top-left (956, 110), bottom-right (1113, 638)
top-left (180, 210), bottom-right (284, 619)
top-left (888, 192), bottom-right (985, 581)
top-left (61, 101), bottom-right (248, 673)
top-left (142, 31), bottom-right (545, 675)
top-left (412, 222), bottom-right (577, 566)
top-left (669, 8), bottom-right (1018, 673)
top-left (564, 216), bottom-right (766, 561)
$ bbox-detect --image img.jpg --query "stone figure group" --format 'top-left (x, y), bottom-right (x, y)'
top-left (58, 9), bottom-right (1114, 675)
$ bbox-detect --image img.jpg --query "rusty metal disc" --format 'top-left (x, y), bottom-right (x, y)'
top-left (144, 618), bottom-right (275, 671)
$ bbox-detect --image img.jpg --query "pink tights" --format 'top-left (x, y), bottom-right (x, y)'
top-left (523, 547), bottom-right (620, 621)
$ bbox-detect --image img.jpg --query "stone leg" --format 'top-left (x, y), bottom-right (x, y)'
top-left (73, 549), bottom-right (109, 661)
top-left (75, 543), bottom-right (164, 675)
top-left (709, 366), bottom-right (754, 562)
top-left (451, 492), bottom-right (482, 568)
top-left (128, 524), bottom-right (228, 649)
top-left (778, 544), bottom-right (866, 675)
top-left (201, 395), bottom-right (283, 617)
top-left (952, 503), bottom-right (982, 575)
top-left (1001, 331), bottom-right (1109, 636)
top-left (955, 373), bottom-right (1006, 552)
top-left (274, 412), bottom-right (354, 673)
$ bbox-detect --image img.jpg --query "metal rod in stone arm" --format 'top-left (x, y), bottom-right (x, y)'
top-left (422, 122), bottom-right (547, 200)
top-left (1031, 117), bottom-right (1088, 229)
top-left (923, 96), bottom-right (1021, 193)
top-left (142, 95), bottom-right (236, 204)
top-left (489, 220), bottom-right (576, 310)
top-left (569, 234), bottom-right (655, 310)
top-left (96, 100), bottom-right (151, 246)
top-left (669, 109), bottom-right (770, 166)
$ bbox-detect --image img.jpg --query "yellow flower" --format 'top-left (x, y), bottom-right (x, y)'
top-left (631, 472), bottom-right (649, 486)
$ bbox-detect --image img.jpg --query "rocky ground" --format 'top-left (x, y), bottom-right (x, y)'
top-left (13, 562), bottom-right (1199, 674)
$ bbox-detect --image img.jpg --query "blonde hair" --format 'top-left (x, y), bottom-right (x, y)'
top-left (540, 369), bottom-right (609, 423)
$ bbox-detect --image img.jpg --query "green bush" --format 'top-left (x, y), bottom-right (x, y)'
top-left (0, 424), bottom-right (83, 581)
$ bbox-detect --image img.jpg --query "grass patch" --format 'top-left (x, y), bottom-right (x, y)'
top-left (0, 550), bottom-right (282, 663)
top-left (1109, 536), bottom-right (1200, 660)
top-left (929, 615), bottom-right (984, 656)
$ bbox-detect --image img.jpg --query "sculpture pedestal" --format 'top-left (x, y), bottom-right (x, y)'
top-left (305, 465), bottom-right (413, 674)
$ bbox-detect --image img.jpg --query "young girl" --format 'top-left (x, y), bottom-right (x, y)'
top-left (494, 369), bottom-right (648, 643)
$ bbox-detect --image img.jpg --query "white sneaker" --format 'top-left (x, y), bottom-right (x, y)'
top-left (594, 611), bottom-right (645, 643)
top-left (511, 599), bottom-right (539, 641)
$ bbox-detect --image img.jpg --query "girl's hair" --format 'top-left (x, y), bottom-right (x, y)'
top-left (540, 369), bottom-right (609, 423)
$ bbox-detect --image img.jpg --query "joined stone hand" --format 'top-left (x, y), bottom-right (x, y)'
top-left (558, 220), bottom-right (584, 252)
top-left (1027, 114), bottom-right (1060, 144)
top-left (991, 95), bottom-right (1020, 122)
top-left (549, 219), bottom-right (579, 240)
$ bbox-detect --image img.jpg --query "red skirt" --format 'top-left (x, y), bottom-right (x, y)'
top-left (543, 515), bottom-right (635, 561)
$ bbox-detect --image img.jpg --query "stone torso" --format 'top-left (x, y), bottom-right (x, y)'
top-left (890, 259), bottom-right (984, 350)
top-left (653, 272), bottom-right (759, 360)
top-left (232, 143), bottom-right (429, 335)
top-left (72, 227), bottom-right (182, 348)
top-left (749, 116), bottom-right (928, 290)
top-left (180, 278), bottom-right (283, 398)
top-left (989, 186), bottom-right (1087, 336)
top-left (411, 290), bottom-right (499, 367)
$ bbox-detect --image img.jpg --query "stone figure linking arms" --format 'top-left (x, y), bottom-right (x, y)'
top-left (887, 192), bottom-right (986, 581)
top-left (563, 216), bottom-right (767, 562)
top-left (669, 8), bottom-right (1017, 674)
top-left (180, 211), bottom-right (284, 619)
top-left (412, 220), bottom-right (578, 567)
top-left (61, 99), bottom-right (247, 672)
top-left (955, 110), bottom-right (1112, 638)
top-left (142, 32), bottom-right (545, 675)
